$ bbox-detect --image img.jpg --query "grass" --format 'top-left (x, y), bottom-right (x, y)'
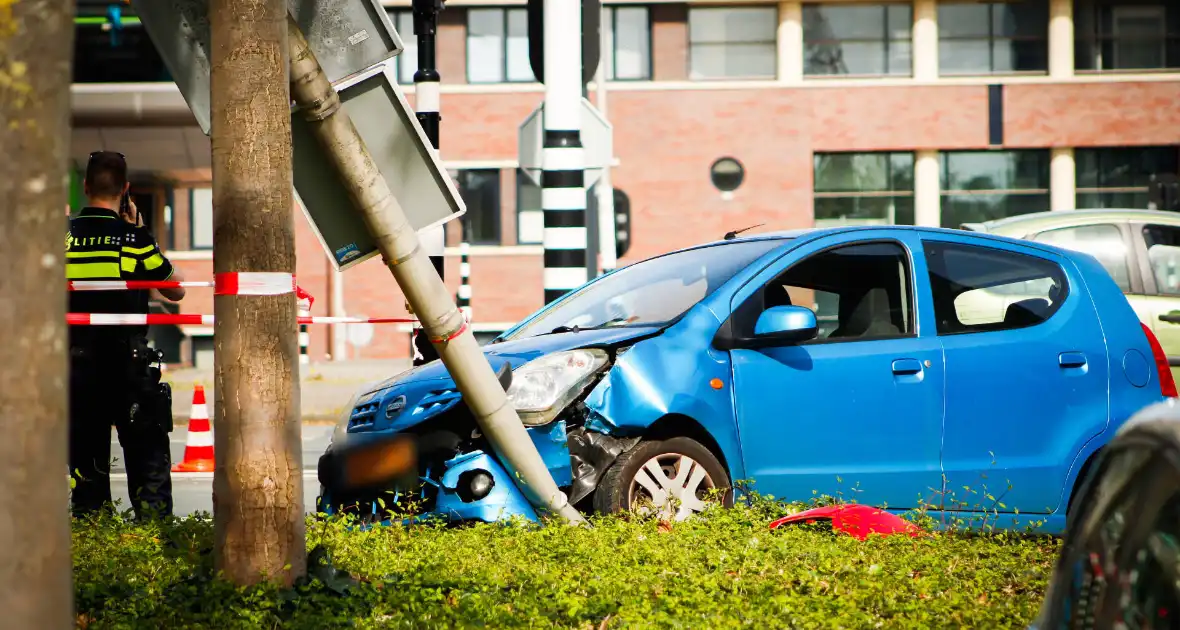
top-left (72, 492), bottom-right (1062, 629)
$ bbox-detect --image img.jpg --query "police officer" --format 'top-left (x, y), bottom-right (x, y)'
top-left (67, 151), bottom-right (187, 520)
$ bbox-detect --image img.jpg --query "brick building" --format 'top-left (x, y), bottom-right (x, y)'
top-left (70, 0), bottom-right (1180, 365)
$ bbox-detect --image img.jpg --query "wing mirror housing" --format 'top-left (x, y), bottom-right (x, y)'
top-left (713, 305), bottom-right (819, 350)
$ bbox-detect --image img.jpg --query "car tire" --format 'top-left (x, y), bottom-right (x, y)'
top-left (593, 437), bottom-right (733, 521)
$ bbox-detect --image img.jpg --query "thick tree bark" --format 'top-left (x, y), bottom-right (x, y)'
top-left (209, 0), bottom-right (305, 585)
top-left (0, 1), bottom-right (76, 626)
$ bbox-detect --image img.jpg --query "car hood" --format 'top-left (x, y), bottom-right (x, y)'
top-left (345, 325), bottom-right (661, 435)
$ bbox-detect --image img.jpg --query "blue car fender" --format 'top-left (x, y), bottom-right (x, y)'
top-left (580, 307), bottom-right (748, 485)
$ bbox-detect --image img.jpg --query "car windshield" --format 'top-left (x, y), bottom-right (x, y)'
top-left (501, 238), bottom-right (787, 341)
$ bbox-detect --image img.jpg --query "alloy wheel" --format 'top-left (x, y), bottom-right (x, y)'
top-left (626, 453), bottom-right (717, 521)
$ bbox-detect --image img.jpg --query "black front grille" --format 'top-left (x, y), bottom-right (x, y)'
top-left (348, 401), bottom-right (380, 430)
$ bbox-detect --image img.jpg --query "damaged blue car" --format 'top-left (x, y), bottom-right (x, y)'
top-left (317, 225), bottom-right (1172, 532)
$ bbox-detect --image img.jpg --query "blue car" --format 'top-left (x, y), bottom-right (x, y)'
top-left (317, 226), bottom-right (1177, 533)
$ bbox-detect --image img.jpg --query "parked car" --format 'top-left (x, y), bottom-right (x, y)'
top-left (962, 209), bottom-right (1180, 383)
top-left (1030, 398), bottom-right (1180, 629)
top-left (317, 225), bottom-right (1175, 534)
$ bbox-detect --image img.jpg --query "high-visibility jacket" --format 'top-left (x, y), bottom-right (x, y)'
top-left (66, 206), bottom-right (174, 348)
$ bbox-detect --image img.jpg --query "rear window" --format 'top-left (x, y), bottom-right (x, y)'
top-left (1144, 225), bottom-right (1180, 297)
top-left (924, 240), bottom-right (1069, 334)
top-left (1033, 224), bottom-right (1132, 293)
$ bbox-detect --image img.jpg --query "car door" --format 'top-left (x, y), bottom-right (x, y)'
top-left (922, 235), bottom-right (1110, 517)
top-left (725, 230), bottom-right (945, 511)
top-left (1133, 222), bottom-right (1180, 382)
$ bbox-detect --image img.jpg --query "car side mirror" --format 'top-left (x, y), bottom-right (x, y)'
top-left (747, 306), bottom-right (818, 348)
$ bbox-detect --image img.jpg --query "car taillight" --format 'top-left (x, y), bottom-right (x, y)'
top-left (1141, 323), bottom-right (1178, 398)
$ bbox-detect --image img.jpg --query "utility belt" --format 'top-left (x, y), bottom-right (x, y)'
top-left (70, 335), bottom-right (174, 433)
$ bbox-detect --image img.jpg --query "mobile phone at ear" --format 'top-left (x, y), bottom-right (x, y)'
top-left (120, 192), bottom-right (131, 217)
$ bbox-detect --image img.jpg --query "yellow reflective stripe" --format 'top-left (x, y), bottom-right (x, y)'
top-left (143, 253), bottom-right (166, 271)
top-left (121, 257), bottom-right (137, 273)
top-left (66, 262), bottom-right (121, 279)
top-left (66, 250), bottom-right (119, 259)
top-left (121, 245), bottom-right (156, 255)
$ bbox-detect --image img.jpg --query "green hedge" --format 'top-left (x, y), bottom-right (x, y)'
top-left (73, 497), bottom-right (1060, 629)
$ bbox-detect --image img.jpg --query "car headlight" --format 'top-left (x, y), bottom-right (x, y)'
top-left (505, 349), bottom-right (609, 426)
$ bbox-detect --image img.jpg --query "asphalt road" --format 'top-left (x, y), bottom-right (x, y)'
top-left (109, 424), bottom-right (334, 516)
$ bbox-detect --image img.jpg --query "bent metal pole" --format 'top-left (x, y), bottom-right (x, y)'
top-left (286, 16), bottom-right (585, 526)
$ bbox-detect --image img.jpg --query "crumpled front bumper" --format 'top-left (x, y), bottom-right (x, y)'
top-left (318, 421), bottom-right (574, 525)
top-left (318, 448), bottom-right (539, 524)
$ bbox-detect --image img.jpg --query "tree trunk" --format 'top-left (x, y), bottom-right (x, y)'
top-left (0, 2), bottom-right (76, 626)
top-left (209, 0), bottom-right (305, 585)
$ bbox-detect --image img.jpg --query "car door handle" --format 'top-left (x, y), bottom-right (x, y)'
top-left (891, 358), bottom-right (922, 375)
top-left (1059, 352), bottom-right (1087, 368)
top-left (1160, 312), bottom-right (1180, 325)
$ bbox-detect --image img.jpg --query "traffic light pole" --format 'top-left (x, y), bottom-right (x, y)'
top-left (412, 0), bottom-right (444, 365)
top-left (592, 1), bottom-right (615, 274)
top-left (540, 0), bottom-right (587, 305)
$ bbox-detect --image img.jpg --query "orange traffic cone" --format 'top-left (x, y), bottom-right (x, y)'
top-left (172, 384), bottom-right (214, 472)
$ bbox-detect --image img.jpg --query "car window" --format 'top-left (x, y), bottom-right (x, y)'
top-left (503, 239), bottom-right (784, 341)
top-left (924, 240), bottom-right (1068, 335)
top-left (1144, 225), bottom-right (1180, 297)
top-left (1033, 224), bottom-right (1132, 293)
top-left (761, 241), bottom-right (914, 342)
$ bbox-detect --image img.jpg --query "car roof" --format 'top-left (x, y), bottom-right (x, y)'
top-left (686, 224), bottom-right (1047, 252)
top-left (965, 209), bottom-right (1180, 235)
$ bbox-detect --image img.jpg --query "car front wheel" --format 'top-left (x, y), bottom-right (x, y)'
top-left (593, 437), bottom-right (733, 521)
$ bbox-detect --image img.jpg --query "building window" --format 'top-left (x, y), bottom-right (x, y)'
top-left (688, 6), bottom-right (778, 80)
top-left (605, 6), bottom-right (652, 80)
top-left (456, 170), bottom-right (502, 245)
top-left (467, 7), bottom-right (533, 83)
top-left (516, 169), bottom-right (543, 245)
top-left (73, 10), bottom-right (170, 82)
top-left (1076, 146), bottom-right (1180, 209)
top-left (389, 10), bottom-right (417, 84)
top-left (938, 1), bottom-right (1049, 75)
top-left (813, 152), bottom-right (915, 227)
top-left (940, 151), bottom-right (1050, 228)
top-left (1075, 1), bottom-right (1180, 71)
top-left (803, 4), bottom-right (913, 77)
top-left (190, 188), bottom-right (213, 250)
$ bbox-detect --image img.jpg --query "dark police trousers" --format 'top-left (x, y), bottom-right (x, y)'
top-left (69, 343), bottom-right (173, 520)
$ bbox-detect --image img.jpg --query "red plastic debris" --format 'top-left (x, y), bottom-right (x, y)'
top-left (768, 504), bottom-right (922, 541)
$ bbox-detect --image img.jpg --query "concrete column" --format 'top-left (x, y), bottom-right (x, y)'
top-left (914, 150), bottom-right (941, 227)
top-left (913, 0), bottom-right (938, 80)
top-left (777, 1), bottom-right (803, 83)
top-left (1051, 147), bottom-right (1076, 211)
top-left (1048, 0), bottom-right (1074, 79)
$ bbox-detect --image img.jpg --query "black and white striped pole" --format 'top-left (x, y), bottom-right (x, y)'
top-left (457, 239), bottom-right (472, 319)
top-left (540, 0), bottom-right (586, 306)
top-left (412, 0), bottom-right (445, 365)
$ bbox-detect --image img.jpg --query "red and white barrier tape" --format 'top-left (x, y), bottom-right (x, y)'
top-left (214, 272), bottom-right (295, 296)
top-left (69, 273), bottom-right (315, 311)
top-left (68, 280), bottom-right (213, 291)
top-left (67, 314), bottom-right (414, 326)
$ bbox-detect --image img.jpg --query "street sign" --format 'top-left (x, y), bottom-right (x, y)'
top-left (526, 0), bottom-right (600, 85)
top-left (518, 98), bottom-right (613, 189)
top-left (132, 0), bottom-right (404, 135)
top-left (292, 62), bottom-right (466, 271)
